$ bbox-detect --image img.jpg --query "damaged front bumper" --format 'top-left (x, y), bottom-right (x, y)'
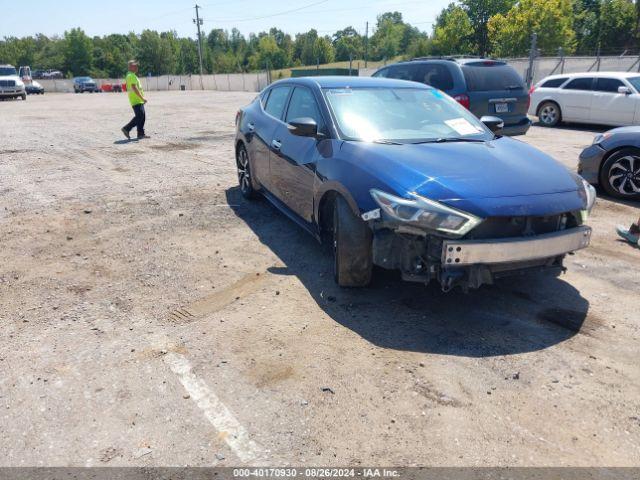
top-left (371, 223), bottom-right (592, 292)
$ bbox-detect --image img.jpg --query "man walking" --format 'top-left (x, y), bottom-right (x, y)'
top-left (121, 60), bottom-right (149, 140)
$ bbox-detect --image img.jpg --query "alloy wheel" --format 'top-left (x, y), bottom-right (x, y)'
top-left (539, 104), bottom-right (558, 125)
top-left (608, 155), bottom-right (640, 196)
top-left (237, 147), bottom-right (251, 194)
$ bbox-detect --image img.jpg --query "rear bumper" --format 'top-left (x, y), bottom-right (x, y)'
top-left (501, 117), bottom-right (531, 136)
top-left (442, 226), bottom-right (591, 266)
top-left (578, 144), bottom-right (606, 185)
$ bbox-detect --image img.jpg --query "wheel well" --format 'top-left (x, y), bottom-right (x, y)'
top-left (536, 99), bottom-right (561, 117)
top-left (317, 190), bottom-right (339, 242)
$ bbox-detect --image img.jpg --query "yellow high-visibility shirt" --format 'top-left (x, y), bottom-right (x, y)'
top-left (126, 71), bottom-right (144, 106)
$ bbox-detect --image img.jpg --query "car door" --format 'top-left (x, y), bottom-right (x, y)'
top-left (249, 85), bottom-right (291, 191)
top-left (559, 77), bottom-right (594, 122)
top-left (590, 77), bottom-right (635, 125)
top-left (269, 86), bottom-right (326, 222)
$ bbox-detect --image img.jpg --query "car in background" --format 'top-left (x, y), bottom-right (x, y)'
top-left (0, 64), bottom-right (26, 100)
top-left (73, 76), bottom-right (99, 93)
top-left (529, 72), bottom-right (640, 127)
top-left (579, 127), bottom-right (640, 200)
top-left (25, 80), bottom-right (45, 95)
top-left (234, 76), bottom-right (594, 292)
top-left (372, 57), bottom-right (531, 136)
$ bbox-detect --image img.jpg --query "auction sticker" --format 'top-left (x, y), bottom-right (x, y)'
top-left (445, 117), bottom-right (482, 136)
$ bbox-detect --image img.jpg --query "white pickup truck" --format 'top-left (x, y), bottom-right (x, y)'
top-left (0, 64), bottom-right (26, 101)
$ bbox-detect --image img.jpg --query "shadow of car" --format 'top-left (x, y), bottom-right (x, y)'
top-left (225, 186), bottom-right (590, 357)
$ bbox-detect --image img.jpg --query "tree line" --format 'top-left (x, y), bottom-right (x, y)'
top-left (1, 0), bottom-right (638, 78)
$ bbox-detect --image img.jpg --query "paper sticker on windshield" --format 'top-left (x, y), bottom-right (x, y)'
top-left (445, 118), bottom-right (482, 136)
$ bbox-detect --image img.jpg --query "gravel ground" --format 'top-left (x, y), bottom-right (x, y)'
top-left (0, 91), bottom-right (639, 467)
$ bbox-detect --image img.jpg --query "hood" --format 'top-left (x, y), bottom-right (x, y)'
top-left (341, 137), bottom-right (585, 217)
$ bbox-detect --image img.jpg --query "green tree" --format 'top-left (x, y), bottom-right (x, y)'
top-left (599, 0), bottom-right (637, 53)
top-left (431, 4), bottom-right (474, 55)
top-left (371, 11), bottom-right (406, 60)
top-left (461, 0), bottom-right (516, 55)
top-left (63, 28), bottom-right (93, 76)
top-left (136, 29), bottom-right (176, 75)
top-left (488, 0), bottom-right (576, 56)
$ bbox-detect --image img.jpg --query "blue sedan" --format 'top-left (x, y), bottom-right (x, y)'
top-left (234, 77), bottom-right (595, 291)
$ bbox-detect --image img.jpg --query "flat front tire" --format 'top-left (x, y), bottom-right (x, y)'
top-left (537, 101), bottom-right (561, 127)
top-left (600, 148), bottom-right (640, 200)
top-left (333, 196), bottom-right (373, 287)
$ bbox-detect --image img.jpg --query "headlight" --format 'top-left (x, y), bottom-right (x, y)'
top-left (580, 178), bottom-right (596, 218)
top-left (592, 132), bottom-right (611, 145)
top-left (370, 189), bottom-right (482, 237)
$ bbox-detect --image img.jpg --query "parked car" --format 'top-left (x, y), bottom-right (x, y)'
top-left (234, 77), bottom-right (595, 291)
top-left (42, 69), bottom-right (64, 79)
top-left (0, 64), bottom-right (26, 100)
top-left (579, 127), bottom-right (640, 199)
top-left (372, 57), bottom-right (531, 136)
top-left (73, 76), bottom-right (99, 93)
top-left (529, 72), bottom-right (640, 127)
top-left (25, 80), bottom-right (44, 95)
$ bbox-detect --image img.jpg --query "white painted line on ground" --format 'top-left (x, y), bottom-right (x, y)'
top-left (163, 352), bottom-right (264, 463)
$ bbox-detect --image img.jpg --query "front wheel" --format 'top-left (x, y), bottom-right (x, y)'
top-left (600, 148), bottom-right (640, 200)
top-left (537, 101), bottom-right (561, 127)
top-left (236, 143), bottom-right (256, 199)
top-left (21, 94), bottom-right (26, 101)
top-left (333, 196), bottom-right (373, 287)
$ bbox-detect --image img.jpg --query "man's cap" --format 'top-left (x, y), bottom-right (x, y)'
top-left (128, 60), bottom-right (138, 66)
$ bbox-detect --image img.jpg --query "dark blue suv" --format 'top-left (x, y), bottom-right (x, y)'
top-left (373, 58), bottom-right (531, 136)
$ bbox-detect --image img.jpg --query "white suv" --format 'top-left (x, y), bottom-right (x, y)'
top-left (529, 71), bottom-right (640, 127)
top-left (0, 64), bottom-right (26, 101)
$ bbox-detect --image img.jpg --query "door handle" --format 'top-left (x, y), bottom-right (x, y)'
top-left (271, 139), bottom-right (282, 150)
top-left (248, 122), bottom-right (255, 131)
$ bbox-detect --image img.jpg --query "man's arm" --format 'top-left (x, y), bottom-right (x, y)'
top-left (132, 84), bottom-right (146, 103)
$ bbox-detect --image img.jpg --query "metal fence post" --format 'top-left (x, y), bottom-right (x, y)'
top-left (526, 32), bottom-right (537, 87)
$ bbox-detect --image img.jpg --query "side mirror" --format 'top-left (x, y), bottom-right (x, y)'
top-left (480, 115), bottom-right (504, 134)
top-left (287, 117), bottom-right (318, 137)
top-left (618, 86), bottom-right (632, 95)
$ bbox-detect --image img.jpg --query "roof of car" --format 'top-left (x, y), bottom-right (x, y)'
top-left (270, 76), bottom-right (430, 89)
top-left (542, 71), bottom-right (640, 80)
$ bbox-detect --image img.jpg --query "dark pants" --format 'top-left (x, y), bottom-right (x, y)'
top-left (123, 104), bottom-right (145, 137)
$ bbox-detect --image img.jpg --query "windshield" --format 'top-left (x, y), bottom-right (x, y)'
top-left (0, 66), bottom-right (17, 76)
top-left (323, 87), bottom-right (492, 143)
top-left (77, 77), bottom-right (92, 82)
top-left (627, 76), bottom-right (640, 93)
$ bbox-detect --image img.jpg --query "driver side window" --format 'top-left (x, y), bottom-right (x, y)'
top-left (285, 87), bottom-right (325, 131)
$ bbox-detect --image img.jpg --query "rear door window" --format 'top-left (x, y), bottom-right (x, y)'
top-left (387, 64), bottom-right (420, 82)
top-left (372, 68), bottom-right (389, 78)
top-left (563, 78), bottom-right (594, 91)
top-left (416, 64), bottom-right (454, 91)
top-left (461, 64), bottom-right (524, 91)
top-left (264, 86), bottom-right (291, 119)
top-left (594, 77), bottom-right (624, 93)
top-left (541, 77), bottom-right (568, 88)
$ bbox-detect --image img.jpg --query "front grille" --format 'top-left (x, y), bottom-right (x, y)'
top-left (466, 212), bottom-right (581, 240)
top-left (0, 80), bottom-right (16, 87)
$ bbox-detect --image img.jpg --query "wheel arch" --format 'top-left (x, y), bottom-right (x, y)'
top-left (315, 183), bottom-right (361, 242)
top-left (536, 98), bottom-right (562, 118)
top-left (599, 145), bottom-right (640, 178)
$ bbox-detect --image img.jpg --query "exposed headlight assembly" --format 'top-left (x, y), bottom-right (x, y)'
top-left (370, 189), bottom-right (482, 237)
top-left (580, 178), bottom-right (597, 219)
top-left (592, 132), bottom-right (611, 145)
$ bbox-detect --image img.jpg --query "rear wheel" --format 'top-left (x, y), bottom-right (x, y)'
top-left (537, 101), bottom-right (561, 127)
top-left (333, 196), bottom-right (372, 287)
top-left (236, 143), bottom-right (256, 199)
top-left (20, 94), bottom-right (26, 101)
top-left (599, 148), bottom-right (640, 199)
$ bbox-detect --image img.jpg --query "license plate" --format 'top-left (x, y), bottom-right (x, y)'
top-left (495, 103), bottom-right (509, 113)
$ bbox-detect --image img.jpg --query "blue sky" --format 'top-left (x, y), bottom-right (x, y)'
top-left (0, 0), bottom-right (449, 39)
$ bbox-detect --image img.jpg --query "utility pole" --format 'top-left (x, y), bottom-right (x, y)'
top-left (193, 4), bottom-right (204, 90)
top-left (364, 21), bottom-right (369, 69)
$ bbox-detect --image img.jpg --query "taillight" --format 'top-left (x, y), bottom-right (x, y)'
top-left (527, 86), bottom-right (534, 110)
top-left (453, 94), bottom-right (470, 110)
top-left (235, 110), bottom-right (241, 126)
top-left (528, 86), bottom-right (536, 95)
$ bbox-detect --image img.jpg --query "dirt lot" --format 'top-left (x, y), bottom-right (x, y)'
top-left (1, 91), bottom-right (639, 467)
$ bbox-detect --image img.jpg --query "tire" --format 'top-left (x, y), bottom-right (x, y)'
top-left (537, 101), bottom-right (561, 127)
top-left (599, 148), bottom-right (640, 200)
top-left (236, 143), bottom-right (256, 199)
top-left (333, 196), bottom-right (373, 287)
top-left (21, 94), bottom-right (26, 101)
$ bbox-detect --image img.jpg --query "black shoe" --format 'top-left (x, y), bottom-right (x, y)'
top-left (137, 134), bottom-right (150, 140)
top-left (121, 127), bottom-right (130, 140)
